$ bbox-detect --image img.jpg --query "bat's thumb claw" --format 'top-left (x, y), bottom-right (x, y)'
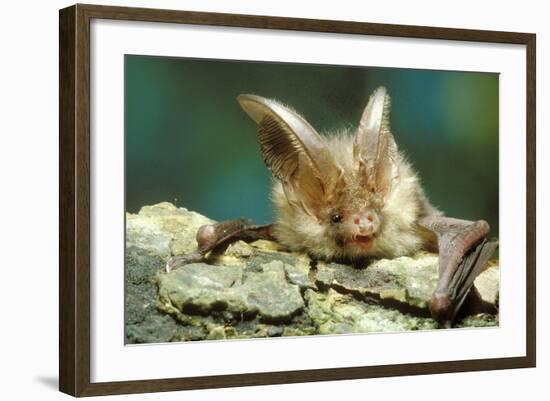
top-left (164, 251), bottom-right (205, 273)
top-left (165, 256), bottom-right (182, 273)
top-left (165, 260), bottom-right (174, 273)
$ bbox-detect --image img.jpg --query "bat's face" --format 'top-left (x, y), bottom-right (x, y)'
top-left (327, 207), bottom-right (382, 253)
top-left (319, 176), bottom-right (386, 256)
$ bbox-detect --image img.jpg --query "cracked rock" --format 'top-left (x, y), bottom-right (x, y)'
top-left (125, 246), bottom-right (182, 344)
top-left (157, 258), bottom-right (304, 323)
top-left (126, 202), bottom-right (213, 259)
top-left (315, 254), bottom-right (499, 316)
top-left (306, 289), bottom-right (438, 334)
top-left (125, 202), bottom-right (500, 344)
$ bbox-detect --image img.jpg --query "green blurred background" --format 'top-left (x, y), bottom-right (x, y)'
top-left (125, 55), bottom-right (499, 237)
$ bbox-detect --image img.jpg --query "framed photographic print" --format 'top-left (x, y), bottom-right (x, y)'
top-left (59, 3), bottom-right (536, 397)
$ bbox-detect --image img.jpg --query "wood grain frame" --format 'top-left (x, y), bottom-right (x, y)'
top-left (59, 3), bottom-right (536, 397)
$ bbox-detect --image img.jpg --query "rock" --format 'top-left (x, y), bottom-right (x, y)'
top-left (474, 264), bottom-right (500, 306)
top-left (224, 240), bottom-right (255, 258)
top-left (455, 313), bottom-right (499, 328)
top-left (306, 289), bottom-right (438, 334)
top-left (267, 326), bottom-right (284, 337)
top-left (206, 326), bottom-right (227, 340)
top-left (126, 202), bottom-right (213, 259)
top-left (157, 258), bottom-right (304, 324)
top-left (125, 246), bottom-right (181, 343)
top-left (157, 263), bottom-right (248, 316)
top-left (244, 260), bottom-right (305, 321)
top-left (281, 255), bottom-right (316, 290)
top-left (315, 253), bottom-right (499, 317)
top-left (125, 202), bottom-right (500, 344)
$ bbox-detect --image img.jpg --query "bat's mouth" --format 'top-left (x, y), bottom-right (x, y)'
top-left (351, 234), bottom-right (374, 249)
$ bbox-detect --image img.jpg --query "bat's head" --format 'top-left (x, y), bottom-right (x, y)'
top-left (238, 87), bottom-right (419, 260)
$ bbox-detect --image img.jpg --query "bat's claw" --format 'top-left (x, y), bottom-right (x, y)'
top-left (165, 250), bottom-right (205, 273)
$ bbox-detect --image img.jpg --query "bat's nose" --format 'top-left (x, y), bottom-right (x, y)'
top-left (353, 213), bottom-right (375, 235)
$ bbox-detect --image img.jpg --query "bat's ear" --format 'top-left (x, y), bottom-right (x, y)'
top-left (237, 94), bottom-right (341, 219)
top-left (353, 86), bottom-right (399, 202)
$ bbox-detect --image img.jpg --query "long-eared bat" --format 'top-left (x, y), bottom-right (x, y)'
top-left (167, 87), bottom-right (498, 327)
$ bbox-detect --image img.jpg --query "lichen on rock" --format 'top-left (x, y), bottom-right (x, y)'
top-left (315, 254), bottom-right (443, 316)
top-left (306, 289), bottom-right (438, 334)
top-left (157, 258), bottom-right (305, 323)
top-left (125, 246), bottom-right (182, 344)
top-left (126, 202), bottom-right (213, 259)
top-left (125, 202), bottom-right (500, 344)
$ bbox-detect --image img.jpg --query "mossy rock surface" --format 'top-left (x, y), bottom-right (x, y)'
top-left (125, 202), bottom-right (500, 343)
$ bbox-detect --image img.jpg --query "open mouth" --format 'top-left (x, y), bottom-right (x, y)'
top-left (351, 235), bottom-right (374, 248)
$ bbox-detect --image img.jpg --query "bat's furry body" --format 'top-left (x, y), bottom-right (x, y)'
top-left (271, 132), bottom-right (437, 261)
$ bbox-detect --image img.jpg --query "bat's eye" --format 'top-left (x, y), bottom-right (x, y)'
top-left (330, 213), bottom-right (343, 224)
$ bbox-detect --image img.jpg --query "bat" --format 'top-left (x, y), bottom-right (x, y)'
top-left (167, 87), bottom-right (498, 327)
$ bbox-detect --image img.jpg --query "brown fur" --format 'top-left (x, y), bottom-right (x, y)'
top-left (272, 132), bottom-right (436, 261)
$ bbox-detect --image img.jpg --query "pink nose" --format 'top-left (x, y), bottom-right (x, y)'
top-left (353, 213), bottom-right (375, 234)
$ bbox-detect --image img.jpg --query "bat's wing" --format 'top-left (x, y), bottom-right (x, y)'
top-left (419, 215), bottom-right (499, 326)
top-left (165, 220), bottom-right (274, 272)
